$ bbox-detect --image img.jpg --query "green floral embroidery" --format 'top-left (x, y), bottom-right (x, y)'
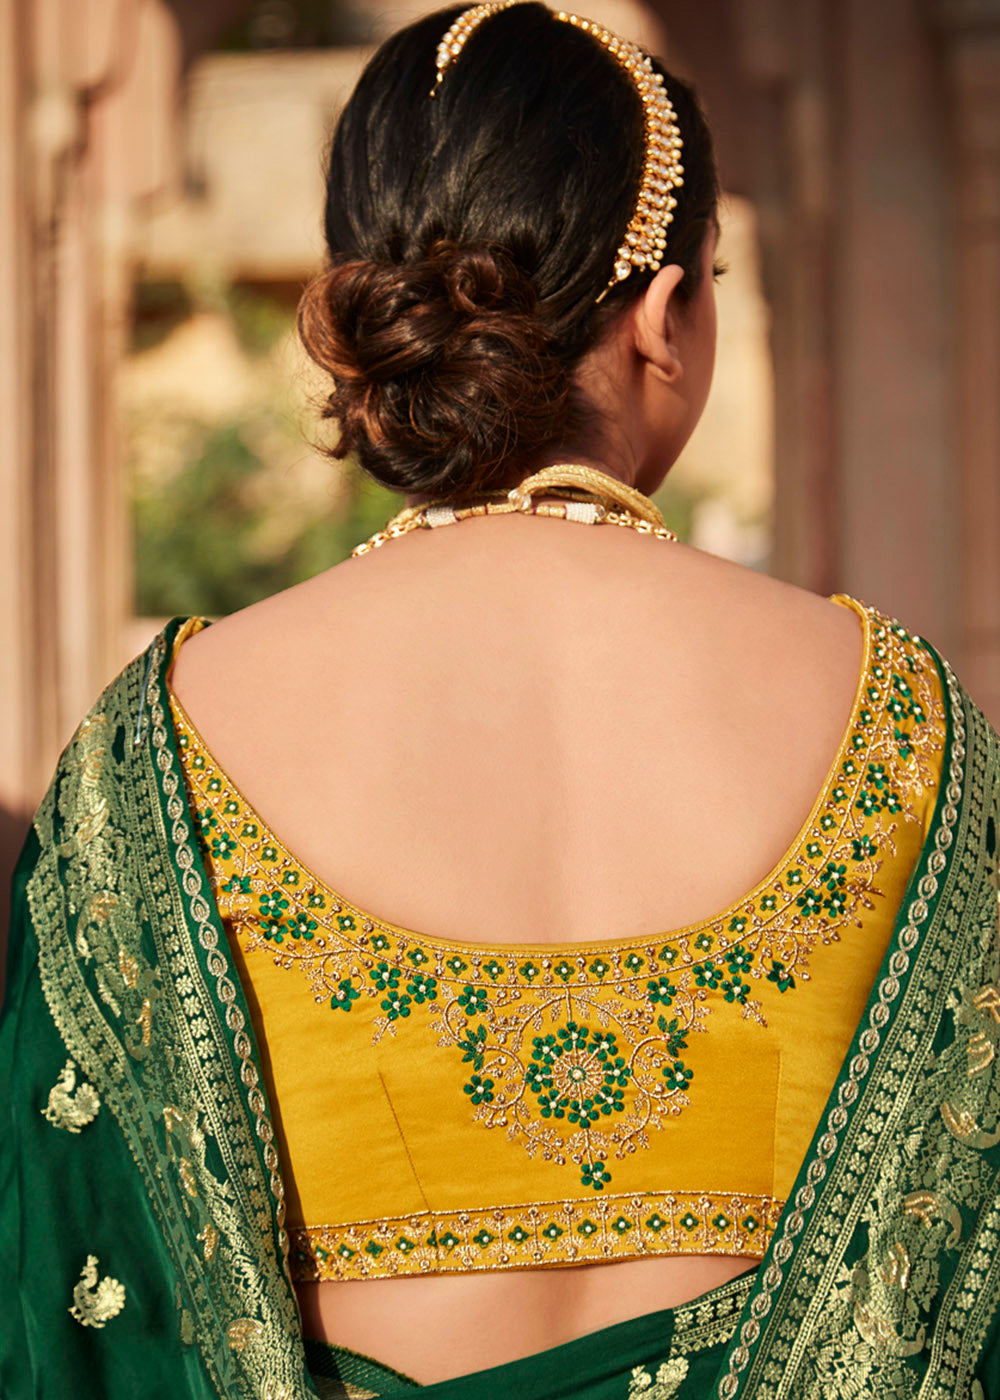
top-left (308, 892), bottom-right (326, 909)
top-left (726, 944), bottom-right (753, 974)
top-left (463, 1074), bottom-right (494, 1105)
top-left (796, 888), bottom-right (823, 916)
top-left (370, 933), bottom-right (390, 952)
top-left (658, 945), bottom-right (678, 966)
top-left (589, 957), bottom-right (610, 979)
top-left (207, 777), bottom-right (222, 793)
top-left (241, 822), bottom-right (258, 840)
top-left (824, 889), bottom-right (848, 917)
top-left (287, 913), bottom-right (317, 941)
top-left (260, 844), bottom-right (278, 863)
top-left (258, 892), bottom-right (288, 920)
top-left (405, 947), bottom-right (429, 967)
top-left (260, 918), bottom-right (284, 943)
top-left (728, 915), bottom-right (747, 934)
top-left (518, 960), bottom-right (539, 982)
top-left (553, 960), bottom-right (574, 982)
top-left (851, 834), bottom-right (878, 860)
top-left (457, 1024), bottom-right (486, 1069)
top-left (623, 952), bottom-right (644, 974)
top-left (647, 977), bottom-right (677, 1007)
top-left (407, 974), bottom-right (437, 1004)
top-left (381, 989), bottom-right (411, 1020)
top-left (210, 833), bottom-right (236, 861)
top-left (658, 1016), bottom-right (688, 1056)
top-left (786, 868), bottom-right (803, 886)
top-left (525, 1024), bottom-right (631, 1127)
top-left (197, 808), bottom-right (217, 837)
top-left (331, 978), bottom-right (358, 1011)
top-left (370, 961), bottom-right (399, 992)
top-left (694, 960), bottom-right (721, 989)
top-left (662, 1060), bottom-right (693, 1092)
top-left (767, 960), bottom-right (795, 993)
top-left (759, 894), bottom-right (777, 912)
top-left (445, 955), bottom-right (468, 977)
top-left (457, 985), bottom-right (488, 1016)
top-left (280, 870), bottom-right (299, 887)
top-left (221, 875), bottom-right (251, 895)
top-left (822, 862), bottom-right (846, 890)
top-left (722, 976), bottom-right (748, 1005)
top-left (483, 958), bottom-right (504, 981)
top-left (693, 932), bottom-right (714, 952)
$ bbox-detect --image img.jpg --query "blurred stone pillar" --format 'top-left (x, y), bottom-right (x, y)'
top-left (0, 0), bottom-right (181, 959)
top-left (935, 0), bottom-right (1000, 722)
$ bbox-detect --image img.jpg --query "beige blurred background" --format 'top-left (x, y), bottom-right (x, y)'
top-left (3, 0), bottom-right (1000, 946)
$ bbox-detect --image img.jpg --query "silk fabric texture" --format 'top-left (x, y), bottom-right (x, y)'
top-left (2, 613), bottom-right (1000, 1399)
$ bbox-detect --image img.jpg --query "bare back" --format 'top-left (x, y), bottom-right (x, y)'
top-left (169, 516), bottom-right (863, 1381)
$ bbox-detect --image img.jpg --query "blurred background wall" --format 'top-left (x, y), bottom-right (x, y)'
top-left (3, 0), bottom-right (1000, 947)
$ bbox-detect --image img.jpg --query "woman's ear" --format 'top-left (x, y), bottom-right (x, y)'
top-left (630, 264), bottom-right (685, 384)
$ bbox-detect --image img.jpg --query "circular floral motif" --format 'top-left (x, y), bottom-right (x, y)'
top-left (525, 1023), bottom-right (631, 1128)
top-left (407, 974), bottom-right (437, 1004)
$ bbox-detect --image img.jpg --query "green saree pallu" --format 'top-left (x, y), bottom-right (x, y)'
top-left (2, 616), bottom-right (1000, 1399)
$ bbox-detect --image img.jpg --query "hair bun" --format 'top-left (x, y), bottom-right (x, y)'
top-left (298, 239), bottom-right (572, 498)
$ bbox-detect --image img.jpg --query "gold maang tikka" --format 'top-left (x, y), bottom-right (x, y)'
top-left (431, 3), bottom-right (684, 302)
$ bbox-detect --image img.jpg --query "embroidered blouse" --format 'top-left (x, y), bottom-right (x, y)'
top-left (168, 595), bottom-right (945, 1283)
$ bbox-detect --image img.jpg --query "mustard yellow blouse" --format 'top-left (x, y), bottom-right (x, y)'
top-left (168, 595), bottom-right (945, 1282)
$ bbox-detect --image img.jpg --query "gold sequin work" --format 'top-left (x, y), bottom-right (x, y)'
top-left (167, 596), bottom-right (946, 1281)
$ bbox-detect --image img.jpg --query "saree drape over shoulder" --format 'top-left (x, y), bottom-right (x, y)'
top-left (3, 611), bottom-right (1000, 1400)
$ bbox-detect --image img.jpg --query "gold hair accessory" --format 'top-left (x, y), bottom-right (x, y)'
top-left (432, 2), bottom-right (521, 95)
top-left (350, 463), bottom-right (678, 556)
top-left (430, 5), bottom-right (684, 301)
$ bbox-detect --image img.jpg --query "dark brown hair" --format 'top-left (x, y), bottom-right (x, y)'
top-left (298, 3), bottom-right (720, 500)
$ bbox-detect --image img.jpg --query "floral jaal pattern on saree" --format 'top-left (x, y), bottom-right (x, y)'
top-left (172, 600), bottom-right (944, 1221)
top-left (28, 630), bottom-right (312, 1398)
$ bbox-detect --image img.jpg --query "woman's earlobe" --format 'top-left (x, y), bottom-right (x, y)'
top-left (632, 264), bottom-right (685, 378)
top-left (647, 344), bottom-right (683, 385)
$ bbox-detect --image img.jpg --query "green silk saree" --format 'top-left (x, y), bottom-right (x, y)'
top-left (2, 617), bottom-right (1000, 1399)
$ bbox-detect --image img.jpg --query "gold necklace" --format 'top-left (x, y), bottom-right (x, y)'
top-left (350, 463), bottom-right (679, 556)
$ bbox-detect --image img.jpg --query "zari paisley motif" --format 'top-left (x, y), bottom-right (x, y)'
top-left (168, 597), bottom-right (946, 1283)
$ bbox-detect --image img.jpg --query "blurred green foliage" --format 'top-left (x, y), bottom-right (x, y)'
top-left (132, 424), bottom-right (400, 617)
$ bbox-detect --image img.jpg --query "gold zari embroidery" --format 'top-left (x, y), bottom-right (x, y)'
top-left (41, 1059), bottom-right (100, 1133)
top-left (68, 1255), bottom-right (126, 1329)
top-left (291, 1192), bottom-right (784, 1281)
